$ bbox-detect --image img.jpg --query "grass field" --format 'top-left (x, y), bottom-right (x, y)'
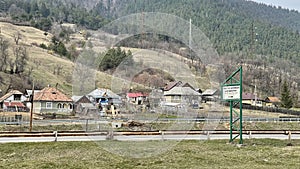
top-left (0, 139), bottom-right (299, 169)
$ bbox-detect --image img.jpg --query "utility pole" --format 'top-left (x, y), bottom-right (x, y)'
top-left (254, 79), bottom-right (257, 107)
top-left (29, 82), bottom-right (34, 132)
top-left (189, 18), bottom-right (194, 65)
top-left (140, 9), bottom-right (145, 48)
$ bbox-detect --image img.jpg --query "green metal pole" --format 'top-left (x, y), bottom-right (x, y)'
top-left (239, 66), bottom-right (243, 144)
top-left (230, 101), bottom-right (233, 142)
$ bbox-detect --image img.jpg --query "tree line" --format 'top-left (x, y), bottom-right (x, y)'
top-left (0, 0), bottom-right (109, 31)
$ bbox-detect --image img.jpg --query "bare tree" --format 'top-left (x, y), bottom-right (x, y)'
top-left (13, 32), bottom-right (22, 45)
top-left (8, 58), bottom-right (14, 74)
top-left (13, 46), bottom-right (28, 74)
top-left (53, 64), bottom-right (63, 75)
top-left (0, 37), bottom-right (9, 71)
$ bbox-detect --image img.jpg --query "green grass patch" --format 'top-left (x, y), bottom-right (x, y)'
top-left (0, 139), bottom-right (299, 168)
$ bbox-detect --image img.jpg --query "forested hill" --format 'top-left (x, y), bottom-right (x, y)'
top-left (1, 0), bottom-right (300, 66)
top-left (108, 0), bottom-right (300, 66)
top-left (113, 0), bottom-right (300, 32)
top-left (234, 0), bottom-right (300, 32)
top-left (0, 0), bottom-right (109, 30)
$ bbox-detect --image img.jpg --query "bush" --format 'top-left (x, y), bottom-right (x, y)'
top-left (39, 43), bottom-right (48, 49)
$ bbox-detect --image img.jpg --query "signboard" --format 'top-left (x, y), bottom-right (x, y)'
top-left (222, 85), bottom-right (240, 101)
top-left (221, 66), bottom-right (243, 144)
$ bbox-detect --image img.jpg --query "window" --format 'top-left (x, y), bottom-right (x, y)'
top-left (46, 102), bottom-right (52, 109)
top-left (14, 94), bottom-right (21, 101)
top-left (57, 103), bottom-right (62, 109)
top-left (171, 95), bottom-right (181, 102)
top-left (63, 103), bottom-right (68, 109)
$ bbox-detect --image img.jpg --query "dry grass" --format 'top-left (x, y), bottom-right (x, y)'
top-left (0, 22), bottom-right (51, 46)
top-left (0, 22), bottom-right (214, 96)
top-left (0, 22), bottom-right (121, 95)
top-left (0, 139), bottom-right (299, 168)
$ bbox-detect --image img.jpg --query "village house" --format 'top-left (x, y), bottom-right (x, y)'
top-left (87, 88), bottom-right (122, 106)
top-left (163, 81), bottom-right (183, 91)
top-left (242, 93), bottom-right (264, 107)
top-left (163, 87), bottom-right (201, 106)
top-left (24, 89), bottom-right (41, 108)
top-left (0, 90), bottom-right (27, 112)
top-left (32, 87), bottom-right (73, 114)
top-left (72, 95), bottom-right (99, 117)
top-left (126, 92), bottom-right (148, 105)
top-left (87, 88), bottom-right (122, 117)
top-left (163, 81), bottom-right (197, 91)
top-left (265, 97), bottom-right (281, 108)
top-left (201, 89), bottom-right (219, 102)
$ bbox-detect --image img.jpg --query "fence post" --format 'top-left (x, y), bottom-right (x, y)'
top-left (85, 119), bottom-right (89, 132)
top-left (159, 130), bottom-right (164, 141)
top-left (54, 131), bottom-right (58, 142)
top-left (207, 131), bottom-right (210, 140)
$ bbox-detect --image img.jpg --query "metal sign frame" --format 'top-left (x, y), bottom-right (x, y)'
top-left (221, 66), bottom-right (243, 144)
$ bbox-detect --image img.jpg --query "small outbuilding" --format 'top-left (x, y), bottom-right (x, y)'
top-left (265, 97), bottom-right (281, 108)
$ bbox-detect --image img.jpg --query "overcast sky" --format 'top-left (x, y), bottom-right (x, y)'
top-left (251, 0), bottom-right (300, 11)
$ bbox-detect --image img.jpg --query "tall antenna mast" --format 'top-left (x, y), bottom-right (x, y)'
top-left (140, 9), bottom-right (145, 48)
top-left (189, 18), bottom-right (192, 48)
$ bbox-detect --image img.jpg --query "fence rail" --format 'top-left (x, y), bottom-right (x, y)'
top-left (0, 117), bottom-right (300, 125)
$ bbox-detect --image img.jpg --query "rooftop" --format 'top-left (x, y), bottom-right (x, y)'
top-left (266, 97), bottom-right (281, 103)
top-left (4, 102), bottom-right (25, 107)
top-left (164, 87), bottom-right (201, 96)
top-left (0, 90), bottom-right (23, 102)
top-left (88, 88), bottom-right (120, 99)
top-left (34, 87), bottom-right (72, 102)
top-left (127, 93), bottom-right (148, 98)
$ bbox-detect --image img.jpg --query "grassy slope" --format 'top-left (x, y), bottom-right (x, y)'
top-left (0, 139), bottom-right (299, 169)
top-left (1, 22), bottom-right (200, 96)
top-left (0, 22), bottom-right (117, 95)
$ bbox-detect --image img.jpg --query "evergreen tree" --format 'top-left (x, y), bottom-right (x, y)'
top-left (281, 81), bottom-right (293, 109)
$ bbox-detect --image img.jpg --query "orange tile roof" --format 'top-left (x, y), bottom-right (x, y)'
top-left (33, 87), bottom-right (72, 102)
top-left (266, 97), bottom-right (281, 103)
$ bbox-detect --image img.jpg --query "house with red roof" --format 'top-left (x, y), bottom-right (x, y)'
top-left (0, 90), bottom-right (27, 112)
top-left (127, 92), bottom-right (148, 105)
top-left (32, 87), bottom-right (73, 114)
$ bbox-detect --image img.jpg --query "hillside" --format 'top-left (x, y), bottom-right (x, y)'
top-left (0, 22), bottom-right (187, 96)
top-left (109, 0), bottom-right (300, 64)
top-left (106, 0), bottom-right (300, 99)
top-left (1, 0), bottom-right (299, 63)
top-left (0, 0), bottom-right (299, 105)
top-left (0, 22), bottom-right (117, 96)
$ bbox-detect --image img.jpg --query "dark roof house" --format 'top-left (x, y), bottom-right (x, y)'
top-left (163, 81), bottom-right (183, 91)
